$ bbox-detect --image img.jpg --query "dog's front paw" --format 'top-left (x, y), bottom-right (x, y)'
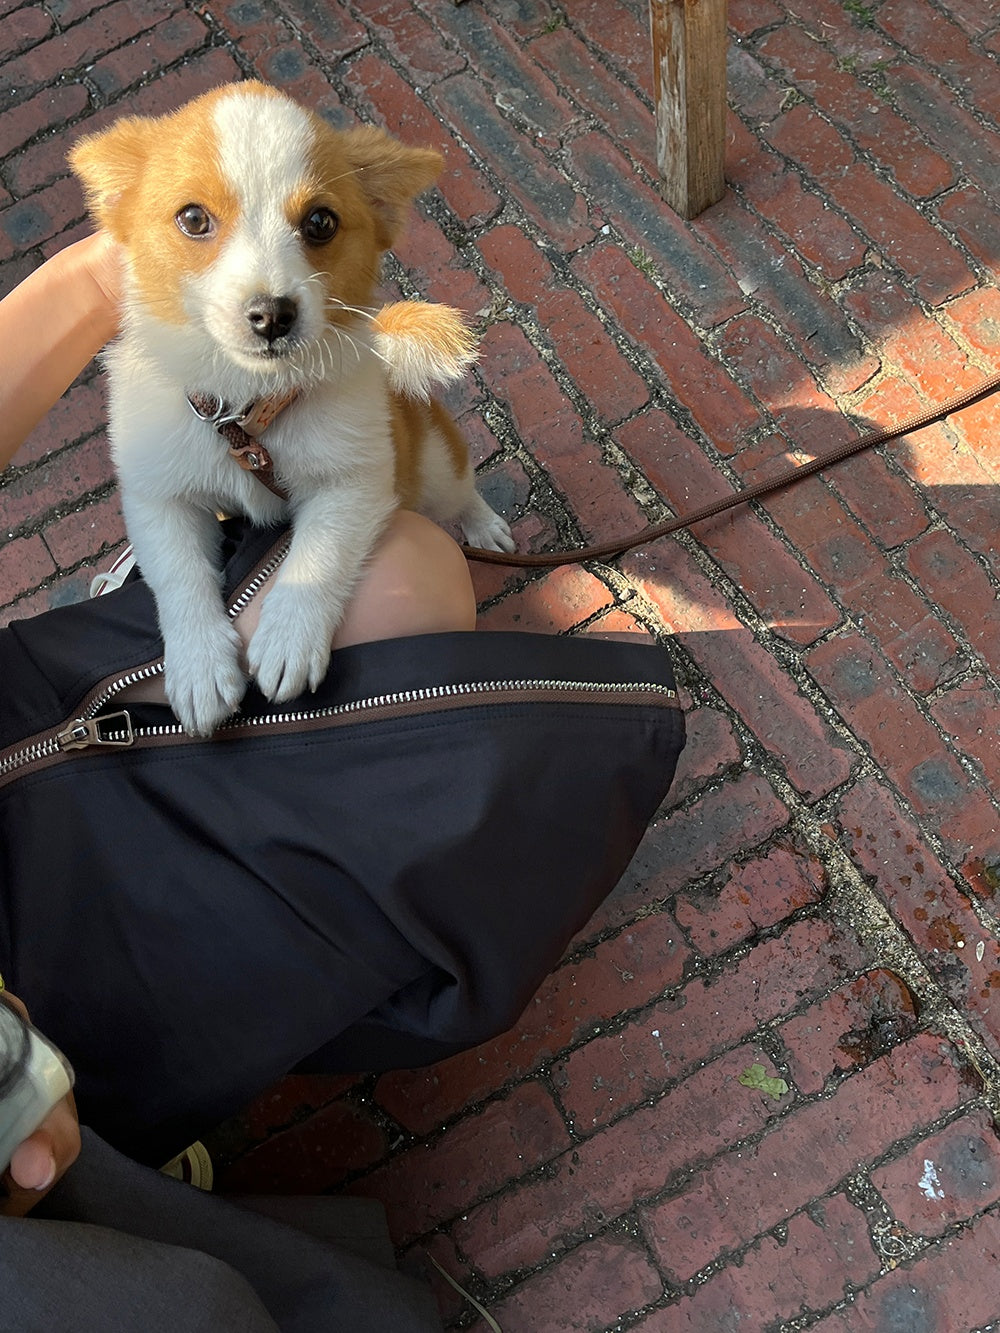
top-left (462, 498), bottom-right (516, 554)
top-left (164, 620), bottom-right (246, 736)
top-left (248, 582), bottom-right (337, 704)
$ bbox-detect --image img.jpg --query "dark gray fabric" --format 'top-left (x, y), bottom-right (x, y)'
top-left (0, 1217), bottom-right (278, 1333)
top-left (16, 1128), bottom-right (443, 1333)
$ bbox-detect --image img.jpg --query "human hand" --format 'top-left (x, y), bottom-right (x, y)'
top-left (0, 993), bottom-right (81, 1217)
top-left (74, 230), bottom-right (124, 334)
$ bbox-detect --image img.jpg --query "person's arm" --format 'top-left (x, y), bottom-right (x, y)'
top-left (0, 232), bottom-right (121, 471)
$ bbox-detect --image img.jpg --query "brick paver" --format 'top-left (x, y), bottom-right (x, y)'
top-left (3, 0), bottom-right (1000, 1328)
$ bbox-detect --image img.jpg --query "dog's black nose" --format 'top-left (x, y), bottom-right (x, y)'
top-left (245, 294), bottom-right (298, 343)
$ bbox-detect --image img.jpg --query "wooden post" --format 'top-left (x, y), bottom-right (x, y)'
top-left (650, 0), bottom-right (728, 219)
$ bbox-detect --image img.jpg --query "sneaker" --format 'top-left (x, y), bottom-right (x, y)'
top-left (160, 1140), bottom-right (214, 1190)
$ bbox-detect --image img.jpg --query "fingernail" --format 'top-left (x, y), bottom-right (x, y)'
top-left (32, 1156), bottom-right (56, 1191)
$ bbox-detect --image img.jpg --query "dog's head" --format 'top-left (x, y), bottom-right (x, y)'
top-left (69, 81), bottom-right (442, 382)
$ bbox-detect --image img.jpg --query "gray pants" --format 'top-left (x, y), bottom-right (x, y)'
top-left (0, 1128), bottom-right (443, 1332)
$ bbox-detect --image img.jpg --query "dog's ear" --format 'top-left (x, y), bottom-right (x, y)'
top-left (68, 117), bottom-right (156, 236)
top-left (341, 127), bottom-right (442, 250)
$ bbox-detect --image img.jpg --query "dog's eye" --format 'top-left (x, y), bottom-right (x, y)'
top-left (175, 205), bottom-right (214, 239)
top-left (302, 207), bottom-right (339, 245)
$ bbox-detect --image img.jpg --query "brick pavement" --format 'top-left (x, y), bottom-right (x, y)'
top-left (3, 0), bottom-right (1000, 1328)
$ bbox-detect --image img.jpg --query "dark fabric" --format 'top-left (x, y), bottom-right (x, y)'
top-left (0, 522), bottom-right (685, 1163)
top-left (10, 1127), bottom-right (442, 1332)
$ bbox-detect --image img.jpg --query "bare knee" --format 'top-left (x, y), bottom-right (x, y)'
top-left (332, 510), bottom-right (476, 647)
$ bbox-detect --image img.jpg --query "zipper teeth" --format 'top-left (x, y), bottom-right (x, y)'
top-left (0, 677), bottom-right (678, 772)
top-left (225, 536), bottom-right (292, 621)
top-left (102, 677), bottom-right (679, 740)
top-left (76, 540), bottom-right (295, 725)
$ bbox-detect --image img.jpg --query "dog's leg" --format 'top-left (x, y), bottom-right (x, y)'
top-left (247, 487), bottom-right (398, 702)
top-left (124, 497), bottom-right (246, 735)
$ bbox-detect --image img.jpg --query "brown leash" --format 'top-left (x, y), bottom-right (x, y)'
top-left (462, 370), bottom-right (1000, 567)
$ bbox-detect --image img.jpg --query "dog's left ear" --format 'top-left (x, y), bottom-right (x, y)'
top-left (342, 127), bottom-right (442, 249)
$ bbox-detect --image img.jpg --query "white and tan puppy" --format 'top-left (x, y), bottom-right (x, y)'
top-left (70, 80), bottom-right (513, 736)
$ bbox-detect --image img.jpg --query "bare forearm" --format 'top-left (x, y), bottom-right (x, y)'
top-left (0, 234), bottom-right (120, 470)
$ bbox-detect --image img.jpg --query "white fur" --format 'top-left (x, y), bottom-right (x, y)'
top-left (97, 87), bottom-right (513, 736)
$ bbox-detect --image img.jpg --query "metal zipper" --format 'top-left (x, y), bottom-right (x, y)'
top-left (0, 676), bottom-right (677, 782)
top-left (1, 533), bottom-right (678, 781)
top-left (0, 538), bottom-right (293, 783)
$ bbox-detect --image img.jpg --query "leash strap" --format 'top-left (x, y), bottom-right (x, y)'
top-left (463, 369), bottom-right (1000, 567)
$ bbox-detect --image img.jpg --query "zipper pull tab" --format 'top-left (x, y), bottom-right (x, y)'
top-left (57, 711), bottom-right (135, 751)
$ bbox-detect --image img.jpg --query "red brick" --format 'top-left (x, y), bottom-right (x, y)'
top-left (0, 83), bottom-right (89, 162)
top-left (931, 675), bottom-right (1000, 793)
top-left (615, 409), bottom-right (842, 646)
top-left (483, 1234), bottom-right (664, 1333)
top-left (41, 492), bottom-right (126, 569)
top-left (375, 909), bottom-right (692, 1135)
top-left (431, 75), bottom-right (595, 250)
top-left (454, 1042), bottom-right (791, 1278)
top-left (808, 1209), bottom-right (1000, 1332)
top-left (14, 377), bottom-right (107, 467)
top-left (350, 1080), bottom-right (569, 1242)
top-left (571, 242), bottom-right (761, 454)
top-left (347, 54), bottom-right (501, 228)
top-left (726, 120), bottom-right (869, 281)
top-left (849, 569), bottom-right (963, 694)
top-left (713, 313), bottom-right (846, 434)
top-left (0, 5), bottom-right (55, 58)
top-left (944, 286), bottom-right (1000, 362)
top-left (0, 568), bottom-right (94, 625)
top-left (568, 131), bottom-right (746, 329)
top-left (936, 184), bottom-right (1000, 276)
top-left (86, 9), bottom-right (209, 98)
top-left (0, 175), bottom-right (86, 259)
top-left (532, 25), bottom-right (659, 175)
top-left (0, 435), bottom-right (115, 533)
top-left (553, 915), bottom-right (868, 1124)
top-left (478, 226), bottom-right (650, 424)
top-left (674, 843), bottom-right (828, 956)
top-left (1, 0), bottom-right (177, 97)
top-left (834, 779), bottom-right (1000, 1056)
top-left (758, 24), bottom-right (955, 199)
top-left (623, 551), bottom-right (855, 798)
top-left (885, 59), bottom-right (1000, 197)
top-left (391, 210), bottom-right (493, 315)
top-left (251, 0), bottom-right (366, 58)
top-left (806, 633), bottom-right (995, 857)
top-left (559, 0), bottom-right (653, 98)
top-left (872, 1107), bottom-right (1000, 1238)
top-left (603, 770), bottom-right (791, 916)
top-left (0, 533), bottom-right (56, 606)
top-left (699, 209), bottom-right (879, 396)
top-left (766, 105), bottom-right (976, 304)
top-left (219, 1097), bottom-right (388, 1194)
top-left (663, 705), bottom-right (741, 807)
top-left (476, 566), bottom-right (614, 632)
top-left (358, 0), bottom-right (464, 81)
top-left (906, 528), bottom-right (999, 678)
top-left (641, 1033), bottom-right (972, 1282)
top-left (780, 970), bottom-right (920, 1096)
top-left (633, 1194), bottom-right (879, 1331)
top-left (427, 0), bottom-right (579, 144)
top-left (479, 322), bottom-right (649, 543)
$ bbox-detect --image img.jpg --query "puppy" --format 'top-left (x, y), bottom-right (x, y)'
top-left (70, 80), bottom-right (514, 736)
